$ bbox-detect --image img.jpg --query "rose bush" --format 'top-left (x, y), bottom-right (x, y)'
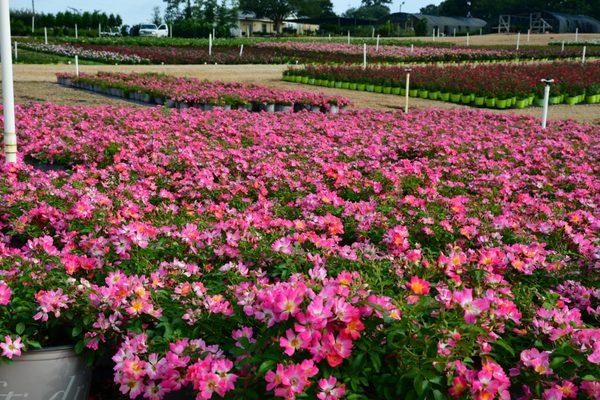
top-left (19, 42), bottom-right (150, 64)
top-left (57, 72), bottom-right (351, 110)
top-left (0, 104), bottom-right (598, 399)
top-left (287, 61), bottom-right (600, 106)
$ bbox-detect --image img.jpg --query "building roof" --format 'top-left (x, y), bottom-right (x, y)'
top-left (412, 14), bottom-right (487, 28)
top-left (284, 16), bottom-right (377, 26)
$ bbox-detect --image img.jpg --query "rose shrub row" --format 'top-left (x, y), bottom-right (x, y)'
top-left (57, 72), bottom-right (350, 109)
top-left (0, 104), bottom-right (599, 399)
top-left (286, 61), bottom-right (600, 108)
top-left (26, 40), bottom-right (597, 65)
top-left (19, 42), bottom-right (150, 64)
top-left (256, 41), bottom-right (596, 64)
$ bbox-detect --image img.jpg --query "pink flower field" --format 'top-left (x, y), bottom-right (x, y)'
top-left (0, 103), bottom-right (599, 400)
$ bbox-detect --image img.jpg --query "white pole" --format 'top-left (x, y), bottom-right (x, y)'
top-left (328, 34), bottom-right (331, 40)
top-left (1, 0), bottom-right (17, 163)
top-left (99, 23), bottom-right (101, 37)
top-left (540, 79), bottom-right (553, 129)
top-left (44, 27), bottom-right (47, 44)
top-left (432, 30), bottom-right (435, 41)
top-left (213, 28), bottom-right (215, 39)
top-left (362, 43), bottom-right (367, 69)
top-left (527, 29), bottom-right (530, 42)
top-left (372, 27), bottom-right (374, 38)
top-left (376, 34), bottom-right (380, 52)
top-left (453, 28), bottom-right (456, 37)
top-left (170, 24), bottom-right (173, 37)
top-left (13, 41), bottom-right (17, 61)
top-left (31, 15), bottom-right (35, 33)
top-left (404, 72), bottom-right (410, 113)
top-left (75, 55), bottom-right (79, 76)
top-left (75, 23), bottom-right (78, 39)
top-left (208, 33), bottom-right (212, 56)
top-left (466, 33), bottom-right (470, 46)
top-left (410, 44), bottom-right (414, 53)
top-left (575, 28), bottom-right (578, 42)
top-left (582, 46), bottom-right (586, 64)
top-left (239, 44), bottom-right (244, 57)
top-left (561, 41), bottom-right (565, 52)
top-left (516, 32), bottom-right (520, 50)
top-left (479, 28), bottom-right (482, 35)
top-left (347, 30), bottom-right (350, 44)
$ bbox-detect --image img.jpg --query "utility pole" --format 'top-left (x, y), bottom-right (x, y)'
top-left (1, 0), bottom-right (17, 163)
top-left (31, 0), bottom-right (35, 33)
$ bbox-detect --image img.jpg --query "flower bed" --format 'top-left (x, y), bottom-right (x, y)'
top-left (285, 61), bottom-right (600, 109)
top-left (25, 39), bottom-right (597, 65)
top-left (18, 42), bottom-right (150, 64)
top-left (257, 41), bottom-right (597, 64)
top-left (1, 104), bottom-right (599, 399)
top-left (57, 72), bottom-right (350, 112)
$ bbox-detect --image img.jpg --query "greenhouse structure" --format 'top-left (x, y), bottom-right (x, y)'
top-left (383, 12), bottom-right (487, 36)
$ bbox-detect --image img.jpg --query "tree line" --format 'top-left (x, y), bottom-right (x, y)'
top-left (420, 0), bottom-right (600, 21)
top-left (10, 9), bottom-right (123, 36)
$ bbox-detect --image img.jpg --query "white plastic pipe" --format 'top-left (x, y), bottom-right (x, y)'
top-left (1, 0), bottom-right (17, 163)
top-left (453, 28), bottom-right (456, 37)
top-left (239, 44), bottom-right (243, 57)
top-left (527, 29), bottom-right (530, 42)
top-left (561, 41), bottom-right (565, 51)
top-left (376, 34), bottom-right (380, 52)
top-left (13, 41), bottom-right (17, 60)
top-left (99, 23), bottom-right (101, 37)
top-left (347, 31), bottom-right (350, 44)
top-left (404, 72), bottom-right (410, 113)
top-left (516, 32), bottom-right (520, 50)
top-left (208, 33), bottom-right (212, 56)
top-left (575, 28), bottom-right (578, 42)
top-left (75, 55), bottom-right (79, 76)
top-left (75, 23), bottom-right (78, 39)
top-left (466, 33), bottom-right (470, 46)
top-left (582, 46), bottom-right (586, 64)
top-left (44, 27), bottom-right (47, 44)
top-left (362, 43), bottom-right (366, 69)
top-left (541, 83), bottom-right (550, 129)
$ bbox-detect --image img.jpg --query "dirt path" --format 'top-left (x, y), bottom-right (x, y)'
top-left (9, 64), bottom-right (600, 124)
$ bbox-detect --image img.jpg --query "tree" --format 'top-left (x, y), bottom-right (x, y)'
top-left (151, 6), bottom-right (163, 25)
top-left (238, 0), bottom-right (295, 33)
top-left (290, 0), bottom-right (335, 18)
top-left (343, 4), bottom-right (390, 20)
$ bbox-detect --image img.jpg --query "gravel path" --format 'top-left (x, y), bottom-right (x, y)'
top-left (9, 63), bottom-right (600, 125)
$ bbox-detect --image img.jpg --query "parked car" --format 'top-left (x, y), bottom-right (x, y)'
top-left (138, 24), bottom-right (169, 37)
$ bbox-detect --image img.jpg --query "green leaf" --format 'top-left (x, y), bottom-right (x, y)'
top-left (72, 325), bottom-right (83, 338)
top-left (15, 323), bottom-right (25, 335)
top-left (257, 360), bottom-right (276, 377)
top-left (495, 339), bottom-right (515, 356)
top-left (433, 389), bottom-right (445, 400)
top-left (370, 352), bottom-right (382, 372)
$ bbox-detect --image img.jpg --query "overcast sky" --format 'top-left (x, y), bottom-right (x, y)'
top-left (10, 0), bottom-right (441, 25)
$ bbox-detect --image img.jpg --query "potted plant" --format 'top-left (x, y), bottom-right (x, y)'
top-left (0, 259), bottom-right (92, 399)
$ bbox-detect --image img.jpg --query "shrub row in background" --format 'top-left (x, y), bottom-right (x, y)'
top-left (21, 38), bottom-right (599, 65)
top-left (19, 42), bottom-right (149, 64)
top-left (284, 62), bottom-right (600, 109)
top-left (57, 72), bottom-right (350, 112)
